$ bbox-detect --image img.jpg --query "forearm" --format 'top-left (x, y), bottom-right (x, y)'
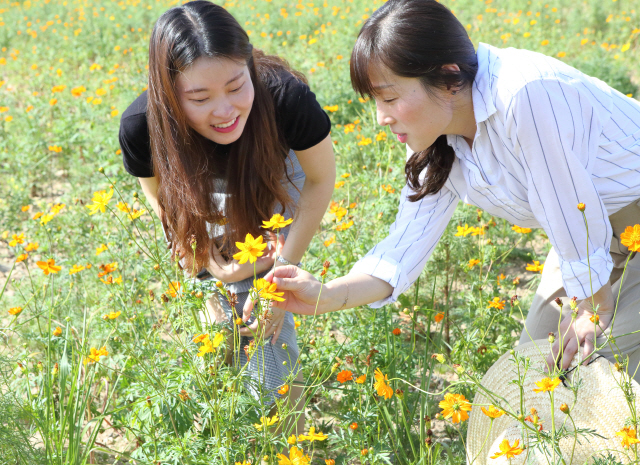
top-left (319, 273), bottom-right (394, 313)
top-left (279, 178), bottom-right (334, 264)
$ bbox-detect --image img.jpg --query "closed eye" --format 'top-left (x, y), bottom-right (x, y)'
top-left (383, 98), bottom-right (396, 104)
top-left (230, 83), bottom-right (245, 93)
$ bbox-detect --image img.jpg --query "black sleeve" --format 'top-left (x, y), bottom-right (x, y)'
top-left (119, 91), bottom-right (154, 178)
top-left (270, 72), bottom-right (331, 151)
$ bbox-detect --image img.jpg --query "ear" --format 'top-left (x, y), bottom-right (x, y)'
top-left (441, 64), bottom-right (461, 73)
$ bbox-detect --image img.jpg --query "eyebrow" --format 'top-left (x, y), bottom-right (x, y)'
top-left (183, 71), bottom-right (245, 94)
top-left (372, 84), bottom-right (394, 92)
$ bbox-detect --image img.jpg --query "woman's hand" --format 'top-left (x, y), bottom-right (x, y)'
top-left (206, 233), bottom-right (285, 283)
top-left (239, 306), bottom-right (287, 344)
top-left (242, 266), bottom-right (325, 321)
top-left (546, 283), bottom-right (615, 372)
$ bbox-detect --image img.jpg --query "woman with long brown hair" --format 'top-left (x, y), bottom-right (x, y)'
top-left (255, 0), bottom-right (640, 382)
top-left (118, 0), bottom-right (335, 431)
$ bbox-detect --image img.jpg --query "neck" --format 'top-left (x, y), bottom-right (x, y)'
top-left (447, 89), bottom-right (477, 144)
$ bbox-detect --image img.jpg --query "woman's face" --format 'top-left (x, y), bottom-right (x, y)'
top-left (368, 65), bottom-right (455, 153)
top-left (176, 57), bottom-right (254, 145)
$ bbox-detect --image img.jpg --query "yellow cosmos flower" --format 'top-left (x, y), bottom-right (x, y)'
top-left (53, 326), bottom-right (62, 336)
top-left (374, 368), bottom-right (394, 399)
top-left (355, 374), bottom-right (366, 384)
top-left (616, 426), bottom-right (640, 449)
top-left (455, 224), bottom-right (474, 237)
top-left (336, 220), bottom-right (353, 231)
top-left (287, 434), bottom-right (297, 445)
top-left (37, 258), bottom-right (62, 275)
top-left (297, 426), bottom-right (328, 442)
top-left (16, 253), bottom-right (28, 262)
top-left (512, 225), bottom-right (532, 234)
top-left (487, 297), bottom-right (505, 310)
top-left (9, 233), bottom-right (25, 246)
top-left (526, 260), bottom-right (544, 273)
top-left (481, 405), bottom-right (506, 419)
top-left (254, 413), bottom-right (279, 431)
top-left (276, 446), bottom-right (310, 465)
top-left (25, 242), bottom-right (39, 252)
top-left (196, 332), bottom-right (224, 357)
top-left (96, 244), bottom-right (108, 255)
top-left (253, 278), bottom-right (285, 302)
top-left (439, 393), bottom-right (472, 423)
top-left (468, 258), bottom-right (481, 268)
top-left (84, 346), bottom-right (108, 365)
top-left (86, 188), bottom-right (114, 215)
top-left (69, 264), bottom-right (85, 275)
top-left (102, 311), bottom-right (121, 320)
top-left (166, 281), bottom-right (181, 298)
top-left (262, 213), bottom-right (293, 230)
top-left (533, 377), bottom-right (561, 393)
top-left (233, 233), bottom-right (267, 264)
top-left (490, 439), bottom-right (524, 459)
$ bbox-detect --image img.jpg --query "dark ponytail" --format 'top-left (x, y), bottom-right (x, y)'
top-left (350, 0), bottom-right (477, 201)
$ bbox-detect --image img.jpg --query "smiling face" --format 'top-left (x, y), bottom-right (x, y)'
top-left (176, 57), bottom-right (254, 145)
top-left (369, 65), bottom-right (456, 153)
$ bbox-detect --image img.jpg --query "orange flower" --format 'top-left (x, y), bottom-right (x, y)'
top-left (349, 422), bottom-right (358, 430)
top-left (481, 405), bottom-right (505, 419)
top-left (97, 262), bottom-right (117, 277)
top-left (9, 306), bottom-right (23, 315)
top-left (16, 253), bottom-right (28, 262)
top-left (355, 374), bottom-right (366, 384)
top-left (166, 281), bottom-right (181, 298)
top-left (620, 224), bottom-right (640, 252)
top-left (439, 393), bottom-right (472, 423)
top-left (434, 312), bottom-right (445, 323)
top-left (24, 242), bottom-right (39, 252)
top-left (468, 258), bottom-right (481, 268)
top-left (9, 233), bottom-right (25, 246)
top-left (69, 264), bottom-right (85, 275)
top-left (490, 439), bottom-right (524, 459)
top-left (374, 368), bottom-right (393, 399)
top-left (616, 426), bottom-right (640, 449)
top-left (487, 297), bottom-right (505, 310)
top-left (590, 314), bottom-right (600, 324)
top-left (37, 259), bottom-right (61, 275)
top-left (336, 370), bottom-right (353, 383)
top-left (392, 327), bottom-right (401, 336)
top-left (278, 385), bottom-right (290, 395)
top-left (53, 326), bottom-right (62, 337)
top-left (323, 236), bottom-right (335, 247)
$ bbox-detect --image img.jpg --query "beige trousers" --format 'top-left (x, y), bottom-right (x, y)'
top-left (519, 199), bottom-right (640, 381)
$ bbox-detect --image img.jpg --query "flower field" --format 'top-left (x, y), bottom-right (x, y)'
top-left (0, 0), bottom-right (639, 463)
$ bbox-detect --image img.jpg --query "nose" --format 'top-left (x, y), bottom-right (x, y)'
top-left (376, 104), bottom-right (393, 127)
top-left (211, 99), bottom-right (234, 121)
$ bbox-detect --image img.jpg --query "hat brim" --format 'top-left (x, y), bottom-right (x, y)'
top-left (466, 339), bottom-right (640, 465)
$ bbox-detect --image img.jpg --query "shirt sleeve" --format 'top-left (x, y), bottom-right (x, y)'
top-left (507, 79), bottom-right (612, 299)
top-left (350, 183), bottom-right (459, 308)
top-left (271, 73), bottom-right (331, 151)
top-left (119, 92), bottom-right (154, 178)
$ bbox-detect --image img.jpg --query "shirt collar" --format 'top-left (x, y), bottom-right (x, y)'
top-left (471, 42), bottom-right (498, 124)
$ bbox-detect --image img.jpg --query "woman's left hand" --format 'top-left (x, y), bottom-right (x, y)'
top-left (546, 283), bottom-right (615, 372)
top-left (239, 306), bottom-right (287, 344)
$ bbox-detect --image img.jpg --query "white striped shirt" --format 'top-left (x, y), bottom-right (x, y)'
top-left (351, 42), bottom-right (640, 307)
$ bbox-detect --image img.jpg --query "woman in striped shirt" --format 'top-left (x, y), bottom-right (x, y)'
top-left (247, 0), bottom-right (640, 379)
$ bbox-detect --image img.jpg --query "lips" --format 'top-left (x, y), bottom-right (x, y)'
top-left (211, 116), bottom-right (240, 133)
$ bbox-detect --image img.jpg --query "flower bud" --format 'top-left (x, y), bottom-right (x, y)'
top-left (554, 297), bottom-right (563, 308)
top-left (395, 388), bottom-right (404, 399)
top-left (548, 332), bottom-right (555, 343)
top-left (132, 191), bottom-right (139, 198)
top-left (282, 361), bottom-right (287, 366)
top-left (281, 343), bottom-right (288, 350)
top-left (560, 403), bottom-right (569, 414)
top-left (195, 291), bottom-right (203, 299)
top-left (98, 167), bottom-right (104, 173)
top-left (577, 202), bottom-right (585, 211)
top-left (153, 264), bottom-right (160, 271)
top-left (215, 281), bottom-right (224, 289)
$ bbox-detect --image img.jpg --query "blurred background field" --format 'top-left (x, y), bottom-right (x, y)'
top-left (0, 0), bottom-right (638, 463)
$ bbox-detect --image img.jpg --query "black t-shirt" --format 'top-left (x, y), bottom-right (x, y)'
top-left (119, 69), bottom-right (331, 178)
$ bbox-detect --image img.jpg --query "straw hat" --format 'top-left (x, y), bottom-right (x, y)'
top-left (466, 339), bottom-right (640, 464)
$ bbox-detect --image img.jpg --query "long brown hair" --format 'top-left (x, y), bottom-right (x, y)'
top-left (350, 0), bottom-right (477, 201)
top-left (147, 1), bottom-right (303, 270)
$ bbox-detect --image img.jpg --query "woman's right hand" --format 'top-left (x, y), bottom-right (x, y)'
top-left (206, 233), bottom-right (285, 283)
top-left (242, 265), bottom-right (325, 321)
